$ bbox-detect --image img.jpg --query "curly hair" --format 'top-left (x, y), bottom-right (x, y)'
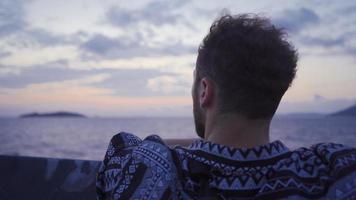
top-left (196, 14), bottom-right (298, 119)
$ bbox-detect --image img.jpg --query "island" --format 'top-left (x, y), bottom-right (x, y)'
top-left (330, 104), bottom-right (356, 116)
top-left (19, 111), bottom-right (86, 118)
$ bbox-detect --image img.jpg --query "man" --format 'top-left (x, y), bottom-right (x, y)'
top-left (96, 14), bottom-right (356, 199)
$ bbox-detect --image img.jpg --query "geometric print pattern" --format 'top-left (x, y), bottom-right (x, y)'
top-left (188, 139), bottom-right (290, 161)
top-left (96, 133), bottom-right (188, 200)
top-left (96, 132), bottom-right (356, 199)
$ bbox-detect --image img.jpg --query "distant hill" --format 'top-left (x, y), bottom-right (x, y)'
top-left (276, 113), bottom-right (325, 119)
top-left (20, 112), bottom-right (86, 118)
top-left (330, 104), bottom-right (356, 116)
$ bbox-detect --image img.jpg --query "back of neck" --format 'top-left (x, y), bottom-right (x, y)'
top-left (204, 114), bottom-right (271, 149)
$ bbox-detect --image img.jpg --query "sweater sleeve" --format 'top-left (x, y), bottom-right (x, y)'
top-left (312, 143), bottom-right (356, 199)
top-left (96, 132), bottom-right (181, 200)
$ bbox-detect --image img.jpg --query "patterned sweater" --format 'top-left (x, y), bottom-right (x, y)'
top-left (96, 132), bottom-right (356, 199)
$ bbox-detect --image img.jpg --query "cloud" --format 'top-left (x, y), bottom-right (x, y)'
top-left (0, 45), bottom-right (79, 68)
top-left (93, 0), bottom-right (197, 60)
top-left (0, 0), bottom-right (87, 49)
top-left (273, 7), bottom-right (320, 33)
top-left (274, 3), bottom-right (356, 59)
top-left (340, 5), bottom-right (356, 15)
top-left (0, 73), bottom-right (191, 117)
top-left (80, 33), bottom-right (140, 56)
top-left (344, 46), bottom-right (356, 56)
top-left (0, 64), bottom-right (93, 88)
top-left (24, 29), bottom-right (87, 47)
top-left (298, 33), bottom-right (356, 57)
top-left (147, 74), bottom-right (192, 95)
top-left (313, 94), bottom-right (326, 101)
top-left (300, 36), bottom-right (345, 48)
top-left (91, 69), bottom-right (188, 96)
top-left (0, 64), bottom-right (192, 98)
top-left (10, 28), bottom-right (88, 49)
top-left (0, 73), bottom-right (112, 96)
top-left (0, 0), bottom-right (27, 37)
top-left (0, 50), bottom-right (11, 58)
top-left (295, 34), bottom-right (356, 58)
top-left (81, 68), bottom-right (192, 97)
top-left (278, 97), bottom-right (356, 114)
top-left (106, 0), bottom-right (188, 27)
top-left (80, 33), bottom-right (195, 59)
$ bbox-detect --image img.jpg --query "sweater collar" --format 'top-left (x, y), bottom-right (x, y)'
top-left (188, 139), bottom-right (290, 161)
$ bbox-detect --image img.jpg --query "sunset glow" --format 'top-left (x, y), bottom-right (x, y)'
top-left (0, 0), bottom-right (355, 116)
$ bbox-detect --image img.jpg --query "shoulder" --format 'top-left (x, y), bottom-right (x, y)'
top-left (105, 132), bottom-right (174, 169)
top-left (310, 142), bottom-right (356, 176)
top-left (291, 142), bottom-right (356, 185)
top-left (312, 142), bottom-right (356, 199)
top-left (259, 143), bottom-right (356, 199)
top-left (96, 132), bottom-right (184, 199)
top-left (282, 142), bottom-right (356, 175)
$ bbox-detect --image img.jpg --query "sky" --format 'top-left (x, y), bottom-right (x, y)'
top-left (0, 0), bottom-right (355, 117)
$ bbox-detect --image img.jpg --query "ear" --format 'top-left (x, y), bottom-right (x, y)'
top-left (199, 77), bottom-right (214, 108)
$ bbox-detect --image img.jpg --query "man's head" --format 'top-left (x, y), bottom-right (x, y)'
top-left (192, 14), bottom-right (298, 138)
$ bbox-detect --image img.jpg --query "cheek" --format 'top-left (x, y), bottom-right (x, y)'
top-left (192, 85), bottom-right (200, 107)
top-left (191, 81), bottom-right (197, 100)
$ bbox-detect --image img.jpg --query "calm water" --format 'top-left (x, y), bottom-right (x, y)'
top-left (0, 116), bottom-right (355, 160)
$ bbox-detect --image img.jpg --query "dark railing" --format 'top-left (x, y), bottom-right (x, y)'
top-left (0, 139), bottom-right (194, 199)
top-left (0, 155), bottom-right (100, 200)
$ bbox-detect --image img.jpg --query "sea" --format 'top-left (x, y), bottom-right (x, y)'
top-left (0, 116), bottom-right (355, 161)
